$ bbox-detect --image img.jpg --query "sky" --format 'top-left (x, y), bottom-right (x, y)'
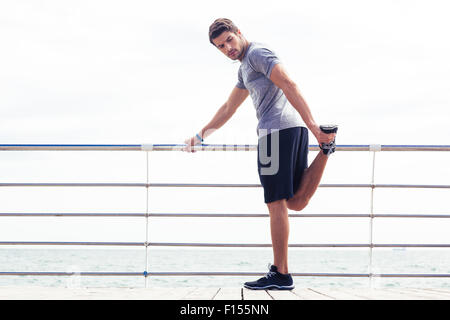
top-left (0, 0), bottom-right (449, 259)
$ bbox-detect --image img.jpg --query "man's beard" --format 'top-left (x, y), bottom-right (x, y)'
top-left (235, 38), bottom-right (246, 60)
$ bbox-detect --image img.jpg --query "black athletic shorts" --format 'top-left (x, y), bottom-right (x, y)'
top-left (257, 126), bottom-right (309, 204)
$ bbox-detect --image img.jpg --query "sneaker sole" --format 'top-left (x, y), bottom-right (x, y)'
top-left (243, 284), bottom-right (295, 290)
top-left (320, 124), bottom-right (338, 134)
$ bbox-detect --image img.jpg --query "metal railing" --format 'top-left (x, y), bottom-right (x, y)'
top-left (0, 144), bottom-right (449, 286)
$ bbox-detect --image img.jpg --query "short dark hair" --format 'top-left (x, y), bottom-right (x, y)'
top-left (208, 18), bottom-right (239, 45)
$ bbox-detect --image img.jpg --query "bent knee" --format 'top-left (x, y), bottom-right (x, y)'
top-left (287, 196), bottom-right (309, 211)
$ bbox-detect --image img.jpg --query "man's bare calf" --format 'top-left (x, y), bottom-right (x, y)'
top-left (267, 199), bottom-right (290, 274)
top-left (287, 151), bottom-right (329, 211)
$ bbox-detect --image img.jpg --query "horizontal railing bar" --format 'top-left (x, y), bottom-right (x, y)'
top-left (151, 183), bottom-right (261, 188)
top-left (0, 183), bottom-right (449, 189)
top-left (372, 184), bottom-right (450, 189)
top-left (0, 144), bottom-right (143, 151)
top-left (148, 243), bottom-right (450, 248)
top-left (147, 213), bottom-right (450, 218)
top-left (147, 243), bottom-right (367, 248)
top-left (153, 145), bottom-right (367, 152)
top-left (146, 272), bottom-right (450, 278)
top-left (153, 144), bottom-right (450, 152)
top-left (0, 241), bottom-right (145, 246)
top-left (0, 272), bottom-right (143, 276)
top-left (375, 274), bottom-right (450, 278)
top-left (373, 244), bottom-right (450, 248)
top-left (0, 183), bottom-right (147, 187)
top-left (2, 242), bottom-right (450, 248)
top-left (0, 213), bottom-right (149, 217)
top-left (0, 271), bottom-right (364, 277)
top-left (1, 144), bottom-right (449, 151)
top-left (149, 213), bottom-right (359, 218)
top-left (372, 214), bottom-right (450, 218)
top-left (145, 272), bottom-right (450, 278)
top-left (144, 272), bottom-right (371, 277)
top-left (376, 145), bottom-right (450, 152)
top-left (1, 271), bottom-right (450, 278)
top-left (1, 213), bottom-right (450, 218)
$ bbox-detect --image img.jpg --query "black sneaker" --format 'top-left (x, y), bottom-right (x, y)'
top-left (319, 124), bottom-right (338, 155)
top-left (244, 265), bottom-right (294, 290)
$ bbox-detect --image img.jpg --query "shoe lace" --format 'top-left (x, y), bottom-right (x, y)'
top-left (320, 140), bottom-right (336, 149)
top-left (264, 263), bottom-right (277, 279)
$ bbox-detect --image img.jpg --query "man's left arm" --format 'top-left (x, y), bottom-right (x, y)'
top-left (269, 64), bottom-right (323, 139)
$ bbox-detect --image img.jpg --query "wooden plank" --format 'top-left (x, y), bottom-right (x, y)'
top-left (311, 288), bottom-right (365, 300)
top-left (242, 288), bottom-right (273, 300)
top-left (184, 287), bottom-right (221, 300)
top-left (265, 290), bottom-right (302, 300)
top-left (387, 288), bottom-right (450, 300)
top-left (337, 288), bottom-right (390, 300)
top-left (339, 288), bottom-right (412, 300)
top-left (213, 287), bottom-right (242, 300)
top-left (421, 288), bottom-right (450, 297)
top-left (5, 286), bottom-right (450, 300)
top-left (291, 288), bottom-right (333, 300)
top-left (162, 287), bottom-right (199, 300)
top-left (0, 286), bottom-right (63, 300)
top-left (63, 287), bottom-right (171, 300)
top-left (340, 288), bottom-right (421, 300)
top-left (138, 287), bottom-right (176, 300)
top-left (386, 288), bottom-right (437, 300)
top-left (0, 287), bottom-right (97, 300)
top-left (408, 288), bottom-right (450, 300)
top-left (79, 288), bottom-right (130, 300)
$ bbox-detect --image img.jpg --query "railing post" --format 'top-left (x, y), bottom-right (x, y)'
top-left (144, 151), bottom-right (150, 288)
top-left (368, 144), bottom-right (381, 287)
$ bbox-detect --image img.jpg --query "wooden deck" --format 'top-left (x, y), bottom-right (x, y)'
top-left (1, 286), bottom-right (450, 300)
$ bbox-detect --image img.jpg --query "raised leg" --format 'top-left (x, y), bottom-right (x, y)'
top-left (286, 151), bottom-right (329, 211)
top-left (287, 124), bottom-right (337, 211)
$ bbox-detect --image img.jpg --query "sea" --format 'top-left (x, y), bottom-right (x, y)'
top-left (1, 247), bottom-right (450, 289)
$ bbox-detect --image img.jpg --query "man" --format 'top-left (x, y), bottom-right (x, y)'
top-left (184, 18), bottom-right (337, 290)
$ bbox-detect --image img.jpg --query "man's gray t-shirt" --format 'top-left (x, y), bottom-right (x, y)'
top-left (236, 42), bottom-right (305, 137)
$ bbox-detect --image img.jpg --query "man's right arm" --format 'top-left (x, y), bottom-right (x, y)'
top-left (183, 86), bottom-right (249, 152)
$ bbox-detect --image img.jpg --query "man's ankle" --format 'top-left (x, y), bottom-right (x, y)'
top-left (275, 265), bottom-right (289, 275)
